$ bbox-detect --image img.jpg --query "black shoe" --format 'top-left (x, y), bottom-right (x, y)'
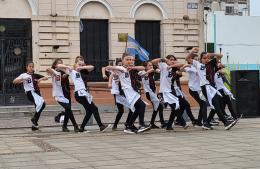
top-left (210, 120), bottom-right (220, 126)
top-left (31, 117), bottom-right (38, 126)
top-left (202, 123), bottom-right (213, 130)
top-left (31, 125), bottom-right (39, 131)
top-left (149, 123), bottom-right (160, 129)
top-left (166, 126), bottom-right (174, 131)
top-left (225, 120), bottom-right (237, 130)
top-left (62, 126), bottom-right (70, 132)
top-left (138, 125), bottom-right (151, 133)
top-left (112, 125), bottom-right (117, 131)
top-left (79, 128), bottom-right (86, 132)
top-left (123, 126), bottom-right (137, 134)
top-left (195, 121), bottom-right (203, 127)
top-left (100, 124), bottom-right (111, 132)
top-left (74, 126), bottom-right (79, 133)
top-left (161, 123), bottom-right (167, 129)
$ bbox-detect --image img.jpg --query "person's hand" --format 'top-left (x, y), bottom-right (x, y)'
top-left (62, 74), bottom-right (69, 79)
top-left (191, 47), bottom-right (199, 53)
top-left (103, 75), bottom-right (108, 80)
top-left (127, 66), bottom-right (133, 71)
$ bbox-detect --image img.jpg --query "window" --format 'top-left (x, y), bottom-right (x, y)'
top-left (225, 6), bottom-right (234, 15)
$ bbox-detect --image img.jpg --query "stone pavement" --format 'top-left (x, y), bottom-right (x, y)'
top-left (0, 115), bottom-right (260, 169)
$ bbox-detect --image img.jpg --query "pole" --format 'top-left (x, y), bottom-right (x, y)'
top-left (205, 13), bottom-right (208, 52)
top-left (214, 13), bottom-right (217, 53)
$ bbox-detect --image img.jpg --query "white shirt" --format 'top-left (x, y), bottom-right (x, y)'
top-left (69, 70), bottom-right (86, 92)
top-left (51, 70), bottom-right (65, 97)
top-left (192, 60), bottom-right (210, 86)
top-left (138, 70), bottom-right (153, 93)
top-left (158, 62), bottom-right (173, 93)
top-left (214, 72), bottom-right (225, 90)
top-left (111, 74), bottom-right (120, 95)
top-left (185, 66), bottom-right (201, 91)
top-left (16, 73), bottom-right (35, 92)
top-left (114, 66), bottom-right (133, 90)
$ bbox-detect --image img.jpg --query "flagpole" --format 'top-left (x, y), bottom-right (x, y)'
top-left (125, 40), bottom-right (128, 53)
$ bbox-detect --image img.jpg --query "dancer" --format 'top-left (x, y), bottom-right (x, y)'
top-left (13, 61), bottom-right (47, 131)
top-left (57, 59), bottom-right (110, 132)
top-left (138, 61), bottom-right (166, 129)
top-left (46, 58), bottom-right (79, 132)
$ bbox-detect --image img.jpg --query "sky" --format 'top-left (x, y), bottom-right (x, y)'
top-left (250, 0), bottom-right (260, 16)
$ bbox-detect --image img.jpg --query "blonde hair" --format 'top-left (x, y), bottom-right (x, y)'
top-left (74, 56), bottom-right (85, 69)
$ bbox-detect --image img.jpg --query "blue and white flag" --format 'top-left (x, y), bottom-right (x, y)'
top-left (127, 36), bottom-right (149, 61)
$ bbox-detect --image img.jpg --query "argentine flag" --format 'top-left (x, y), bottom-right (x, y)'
top-left (127, 36), bottom-right (149, 61)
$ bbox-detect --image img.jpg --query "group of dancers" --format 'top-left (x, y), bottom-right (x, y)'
top-left (13, 47), bottom-right (239, 133)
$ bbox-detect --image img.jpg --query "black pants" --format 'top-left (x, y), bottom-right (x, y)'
top-left (75, 91), bottom-right (104, 129)
top-left (27, 91), bottom-right (45, 124)
top-left (219, 89), bottom-right (237, 119)
top-left (167, 103), bottom-right (184, 128)
top-left (201, 85), bottom-right (228, 125)
top-left (176, 95), bottom-right (195, 124)
top-left (58, 101), bottom-right (78, 128)
top-left (189, 89), bottom-right (208, 124)
top-left (126, 99), bottom-right (146, 127)
top-left (113, 95), bottom-right (125, 126)
top-left (146, 92), bottom-right (165, 125)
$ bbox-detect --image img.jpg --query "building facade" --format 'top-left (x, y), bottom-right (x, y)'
top-left (0, 0), bottom-right (204, 105)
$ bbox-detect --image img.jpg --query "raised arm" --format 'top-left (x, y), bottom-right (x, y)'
top-left (46, 68), bottom-right (57, 76)
top-left (207, 53), bottom-right (223, 60)
top-left (167, 63), bottom-right (185, 69)
top-left (179, 64), bottom-right (191, 72)
top-left (77, 65), bottom-right (94, 72)
top-left (108, 74), bottom-right (113, 88)
top-left (102, 66), bottom-right (108, 79)
top-left (185, 47), bottom-right (199, 64)
top-left (13, 76), bottom-right (24, 85)
top-left (127, 66), bottom-right (145, 71)
top-left (151, 58), bottom-right (164, 65)
top-left (106, 65), bottom-right (124, 72)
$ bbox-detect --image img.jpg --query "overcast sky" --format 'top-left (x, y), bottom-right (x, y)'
top-left (250, 0), bottom-right (260, 16)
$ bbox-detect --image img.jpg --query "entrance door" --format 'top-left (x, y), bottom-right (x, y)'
top-left (135, 21), bottom-right (161, 61)
top-left (0, 19), bottom-right (32, 105)
top-left (80, 19), bottom-right (109, 81)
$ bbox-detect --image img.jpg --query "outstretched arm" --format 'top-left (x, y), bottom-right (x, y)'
top-left (127, 66), bottom-right (145, 71)
top-left (77, 65), bottom-right (94, 72)
top-left (180, 64), bottom-right (191, 72)
top-left (13, 77), bottom-right (24, 85)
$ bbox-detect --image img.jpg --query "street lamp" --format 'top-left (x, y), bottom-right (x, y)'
top-left (204, 6), bottom-right (211, 52)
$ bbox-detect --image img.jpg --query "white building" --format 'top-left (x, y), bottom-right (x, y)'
top-left (205, 10), bottom-right (260, 69)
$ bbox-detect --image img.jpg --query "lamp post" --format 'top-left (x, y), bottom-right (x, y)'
top-left (204, 6), bottom-right (211, 52)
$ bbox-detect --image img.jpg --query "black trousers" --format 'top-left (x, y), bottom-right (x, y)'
top-left (219, 89), bottom-right (237, 119)
top-left (126, 99), bottom-right (146, 127)
top-left (113, 95), bottom-right (125, 126)
top-left (189, 89), bottom-right (208, 124)
top-left (146, 92), bottom-right (165, 125)
top-left (176, 95), bottom-right (195, 123)
top-left (27, 91), bottom-right (45, 124)
top-left (75, 91), bottom-right (104, 129)
top-left (201, 85), bottom-right (228, 125)
top-left (58, 101), bottom-right (78, 128)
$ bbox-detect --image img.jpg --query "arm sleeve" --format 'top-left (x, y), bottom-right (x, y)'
top-left (34, 73), bottom-right (44, 79)
top-left (158, 62), bottom-right (167, 71)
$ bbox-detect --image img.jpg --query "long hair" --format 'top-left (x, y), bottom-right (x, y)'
top-left (51, 58), bottom-right (62, 69)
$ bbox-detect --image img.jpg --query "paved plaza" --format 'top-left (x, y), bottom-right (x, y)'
top-left (0, 111), bottom-right (260, 169)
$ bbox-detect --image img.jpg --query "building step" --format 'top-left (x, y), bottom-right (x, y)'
top-left (0, 105), bottom-right (82, 118)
